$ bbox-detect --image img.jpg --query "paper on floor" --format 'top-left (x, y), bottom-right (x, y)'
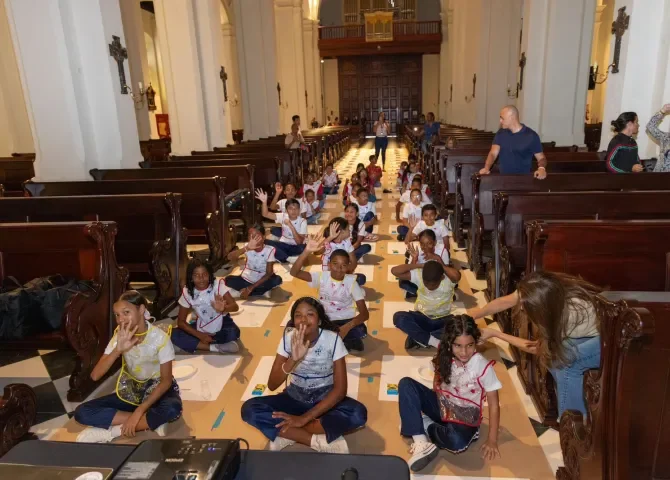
top-left (174, 354), bottom-right (241, 401)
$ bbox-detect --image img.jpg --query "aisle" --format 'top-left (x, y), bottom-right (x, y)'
top-left (47, 140), bottom-right (557, 479)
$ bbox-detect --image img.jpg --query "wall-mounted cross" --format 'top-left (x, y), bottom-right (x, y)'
top-left (305, 90), bottom-right (308, 109)
top-left (611, 6), bottom-right (630, 74)
top-left (277, 82), bottom-right (282, 106)
top-left (472, 74), bottom-right (477, 98)
top-left (109, 36), bottom-right (129, 94)
top-left (220, 66), bottom-right (228, 102)
top-left (518, 52), bottom-right (527, 91)
top-left (449, 84), bottom-right (453, 102)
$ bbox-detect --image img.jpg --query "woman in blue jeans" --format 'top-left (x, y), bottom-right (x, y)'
top-left (373, 112), bottom-right (390, 170)
top-left (467, 271), bottom-right (602, 418)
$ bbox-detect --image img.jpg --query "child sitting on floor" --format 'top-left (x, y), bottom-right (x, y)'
top-left (396, 177), bottom-right (432, 223)
top-left (269, 182), bottom-right (308, 237)
top-left (75, 290), bottom-right (182, 443)
top-left (399, 315), bottom-right (501, 472)
top-left (225, 224), bottom-right (283, 299)
top-left (256, 189), bottom-right (307, 262)
top-left (391, 260), bottom-right (461, 350)
top-left (405, 204), bottom-right (450, 250)
top-left (403, 160), bottom-right (422, 191)
top-left (367, 155), bottom-right (383, 188)
top-left (344, 203), bottom-right (374, 261)
top-left (357, 168), bottom-right (376, 202)
top-left (304, 189), bottom-right (321, 225)
top-left (241, 297), bottom-right (368, 453)
top-left (299, 172), bottom-right (325, 210)
top-left (397, 188), bottom-right (426, 241)
top-left (397, 161), bottom-right (409, 190)
top-left (171, 259), bottom-right (241, 354)
top-left (351, 187), bottom-right (376, 234)
top-left (342, 173), bottom-right (361, 207)
top-left (399, 230), bottom-right (451, 299)
top-left (322, 163), bottom-right (339, 195)
top-left (319, 218), bottom-right (365, 285)
top-left (290, 233), bottom-right (369, 351)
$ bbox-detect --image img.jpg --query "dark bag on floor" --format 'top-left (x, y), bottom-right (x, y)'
top-left (0, 288), bottom-right (43, 340)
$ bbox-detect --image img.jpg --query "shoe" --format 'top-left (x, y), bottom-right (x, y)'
top-left (405, 292), bottom-right (418, 300)
top-left (269, 436), bottom-right (296, 451)
top-left (408, 441), bottom-right (439, 472)
top-left (76, 427), bottom-right (115, 444)
top-left (404, 336), bottom-right (428, 350)
top-left (263, 290), bottom-right (272, 299)
top-left (228, 289), bottom-right (241, 299)
top-left (344, 338), bottom-right (364, 352)
top-left (154, 423), bottom-right (168, 437)
top-left (213, 340), bottom-right (239, 353)
top-left (396, 235), bottom-right (406, 242)
top-left (311, 434), bottom-right (349, 454)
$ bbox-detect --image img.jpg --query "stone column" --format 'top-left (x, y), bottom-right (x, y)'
top-left (153, 0), bottom-right (208, 154)
top-left (5, 0), bottom-right (141, 180)
top-left (233, 0), bottom-right (278, 140)
top-left (303, 18), bottom-right (318, 125)
top-left (221, 23), bottom-right (243, 132)
top-left (274, 0), bottom-right (307, 133)
top-left (518, 0), bottom-right (596, 146)
top-left (312, 20), bottom-right (324, 125)
top-left (599, 0), bottom-right (670, 156)
top-left (437, 1), bottom-right (452, 123)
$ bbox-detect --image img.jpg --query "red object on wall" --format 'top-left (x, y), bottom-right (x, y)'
top-left (156, 114), bottom-right (171, 139)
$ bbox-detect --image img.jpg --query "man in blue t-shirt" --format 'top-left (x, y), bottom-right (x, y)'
top-left (421, 112), bottom-right (440, 154)
top-left (479, 106), bottom-right (547, 179)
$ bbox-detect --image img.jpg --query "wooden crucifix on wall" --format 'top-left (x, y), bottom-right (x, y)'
top-left (611, 6), bottom-right (630, 74)
top-left (518, 52), bottom-right (527, 91)
top-left (449, 84), bottom-right (453, 102)
top-left (472, 74), bottom-right (477, 98)
top-left (220, 66), bottom-right (228, 102)
top-left (305, 90), bottom-right (308, 109)
top-left (108, 36), bottom-right (129, 94)
top-left (277, 82), bottom-right (282, 106)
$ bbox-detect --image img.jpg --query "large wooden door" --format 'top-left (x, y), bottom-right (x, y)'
top-left (339, 55), bottom-right (422, 136)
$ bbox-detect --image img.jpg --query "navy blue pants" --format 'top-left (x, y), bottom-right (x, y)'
top-left (171, 317), bottom-right (240, 353)
top-left (323, 185), bottom-right (339, 195)
top-left (354, 244), bottom-right (371, 260)
top-left (393, 310), bottom-right (452, 347)
top-left (270, 226), bottom-right (282, 238)
top-left (399, 378), bottom-right (479, 453)
top-left (333, 318), bottom-right (367, 342)
top-left (225, 274), bottom-right (283, 296)
top-left (362, 211), bottom-right (375, 234)
top-left (399, 279), bottom-right (418, 296)
top-left (264, 240), bottom-right (306, 262)
top-left (375, 136), bottom-right (388, 167)
top-left (241, 391), bottom-right (367, 443)
top-left (397, 225), bottom-right (409, 240)
top-left (74, 389), bottom-right (182, 431)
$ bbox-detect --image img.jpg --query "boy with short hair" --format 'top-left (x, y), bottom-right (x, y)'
top-left (304, 189), bottom-right (321, 225)
top-left (406, 204), bottom-right (450, 250)
top-left (322, 163), bottom-right (339, 195)
top-left (352, 187), bottom-right (376, 234)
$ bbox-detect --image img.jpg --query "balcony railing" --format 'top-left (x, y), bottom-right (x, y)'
top-left (319, 21), bottom-right (440, 41)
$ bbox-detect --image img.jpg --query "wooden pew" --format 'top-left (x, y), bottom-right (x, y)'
top-left (0, 194), bottom-right (186, 316)
top-left (509, 219), bottom-right (670, 426)
top-left (24, 177), bottom-right (232, 269)
top-left (0, 157), bottom-right (35, 193)
top-left (468, 172), bottom-right (670, 280)
top-left (557, 292), bottom-right (670, 480)
top-left (0, 384), bottom-right (37, 456)
top-left (0, 221), bottom-right (127, 400)
top-left (139, 139), bottom-right (171, 162)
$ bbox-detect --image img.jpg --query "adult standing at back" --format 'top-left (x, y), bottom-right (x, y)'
top-left (374, 112), bottom-right (390, 171)
top-left (479, 106), bottom-right (547, 179)
top-left (606, 112), bottom-right (643, 173)
top-left (421, 112), bottom-right (440, 154)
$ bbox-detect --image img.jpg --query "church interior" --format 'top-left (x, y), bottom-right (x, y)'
top-left (1, 1), bottom-right (670, 479)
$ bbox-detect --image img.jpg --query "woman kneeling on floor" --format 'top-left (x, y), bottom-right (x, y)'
top-left (399, 315), bottom-right (501, 472)
top-left (75, 290), bottom-right (182, 443)
top-left (241, 297), bottom-right (367, 454)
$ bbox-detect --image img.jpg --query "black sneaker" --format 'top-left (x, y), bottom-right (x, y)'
top-left (344, 338), bottom-right (365, 352)
top-left (405, 291), bottom-right (418, 300)
top-left (397, 234), bottom-right (406, 241)
top-left (405, 336), bottom-right (421, 350)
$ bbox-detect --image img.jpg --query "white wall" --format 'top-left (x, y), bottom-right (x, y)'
top-left (422, 54), bottom-right (440, 116)
top-left (323, 59), bottom-right (339, 123)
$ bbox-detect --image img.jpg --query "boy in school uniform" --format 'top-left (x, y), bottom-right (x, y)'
top-left (405, 204), bottom-right (450, 250)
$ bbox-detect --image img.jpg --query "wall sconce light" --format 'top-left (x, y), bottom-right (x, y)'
top-left (506, 83), bottom-right (518, 99)
top-left (126, 81), bottom-right (146, 109)
top-left (589, 62), bottom-right (613, 88)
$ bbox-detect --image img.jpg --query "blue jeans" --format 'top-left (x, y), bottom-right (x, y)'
top-left (353, 244), bottom-right (371, 260)
top-left (399, 279), bottom-right (418, 296)
top-left (270, 226), bottom-right (282, 238)
top-left (373, 181), bottom-right (381, 188)
top-left (549, 336), bottom-right (601, 417)
top-left (74, 388), bottom-right (182, 431)
top-left (375, 136), bottom-right (388, 167)
top-left (241, 391), bottom-right (367, 443)
top-left (393, 311), bottom-right (452, 346)
top-left (323, 185), bottom-right (339, 195)
top-left (333, 318), bottom-right (367, 341)
top-left (171, 318), bottom-right (240, 352)
top-left (224, 274), bottom-right (283, 296)
top-left (397, 225), bottom-right (409, 240)
top-left (362, 211), bottom-right (375, 234)
top-left (399, 378), bottom-right (479, 453)
top-left (264, 240), bottom-right (306, 262)
top-left (307, 213), bottom-right (321, 225)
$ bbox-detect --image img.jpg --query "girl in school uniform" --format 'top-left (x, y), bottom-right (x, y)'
top-left (357, 168), bottom-right (376, 202)
top-left (396, 177), bottom-right (432, 223)
top-left (290, 234), bottom-right (369, 351)
top-left (241, 297), bottom-right (368, 453)
top-left (298, 172), bottom-right (325, 209)
top-left (399, 230), bottom-right (451, 299)
top-left (171, 258), bottom-right (241, 354)
top-left (322, 163), bottom-right (340, 195)
top-left (74, 290), bottom-right (182, 443)
top-left (344, 203), bottom-right (373, 260)
top-left (397, 161), bottom-right (409, 191)
top-left (397, 188), bottom-right (427, 241)
top-left (342, 173), bottom-right (361, 207)
top-left (398, 315), bottom-right (501, 472)
top-left (317, 217), bottom-right (366, 285)
top-left (303, 190), bottom-right (321, 225)
top-left (269, 182), bottom-right (308, 237)
top-left (225, 224), bottom-right (283, 299)
top-left (257, 189), bottom-right (307, 262)
top-left (403, 161), bottom-right (422, 191)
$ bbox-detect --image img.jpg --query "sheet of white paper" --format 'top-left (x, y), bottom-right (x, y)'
top-left (386, 242), bottom-right (408, 255)
top-left (379, 355), bottom-right (433, 402)
top-left (234, 298), bottom-right (286, 327)
top-left (387, 265), bottom-right (402, 282)
top-left (173, 354), bottom-right (241, 401)
top-left (389, 224), bottom-right (400, 235)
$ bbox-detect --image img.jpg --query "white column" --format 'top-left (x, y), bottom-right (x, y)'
top-left (119, 0), bottom-right (151, 141)
top-left (274, 0), bottom-right (307, 133)
top-left (194, 0), bottom-right (232, 148)
top-left (153, 0), bottom-right (208, 154)
top-left (303, 18), bottom-right (318, 125)
top-left (422, 54), bottom-right (440, 116)
top-left (5, 0), bottom-right (141, 181)
top-left (599, 0), bottom-right (670, 156)
top-left (518, 0), bottom-right (596, 146)
top-left (0, 0), bottom-right (32, 155)
top-left (438, 1), bottom-right (452, 123)
top-left (220, 23), bottom-right (243, 131)
top-left (312, 21), bottom-right (323, 125)
top-left (233, 0), bottom-right (278, 140)
top-left (323, 59), bottom-right (339, 123)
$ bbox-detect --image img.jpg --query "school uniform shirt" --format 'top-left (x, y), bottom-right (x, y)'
top-left (412, 219), bottom-right (449, 243)
top-left (367, 164), bottom-right (382, 182)
top-left (322, 238), bottom-right (355, 269)
top-left (353, 200), bottom-right (376, 221)
top-left (240, 244), bottom-right (277, 283)
top-left (275, 213), bottom-right (307, 245)
top-left (401, 202), bottom-right (427, 221)
top-left (436, 352), bottom-right (502, 427)
top-left (105, 321), bottom-right (174, 381)
top-left (323, 171), bottom-right (339, 187)
top-left (407, 171), bottom-right (423, 185)
top-left (178, 278), bottom-right (230, 334)
top-left (348, 222), bottom-right (367, 242)
top-left (276, 198), bottom-right (308, 215)
top-left (285, 131), bottom-right (305, 149)
top-left (304, 200), bottom-right (320, 217)
top-left (299, 181), bottom-right (324, 198)
top-left (399, 185), bottom-right (432, 203)
top-left (308, 271), bottom-right (365, 321)
top-left (410, 268), bottom-right (455, 318)
top-left (416, 244), bottom-right (450, 265)
top-left (344, 183), bottom-right (357, 200)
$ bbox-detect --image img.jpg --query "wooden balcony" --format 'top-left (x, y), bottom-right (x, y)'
top-left (319, 21), bottom-right (442, 57)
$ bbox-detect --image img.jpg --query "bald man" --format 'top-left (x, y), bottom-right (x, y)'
top-left (480, 106), bottom-right (547, 179)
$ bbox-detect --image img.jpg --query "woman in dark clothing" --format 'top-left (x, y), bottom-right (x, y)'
top-left (606, 112), bottom-right (643, 173)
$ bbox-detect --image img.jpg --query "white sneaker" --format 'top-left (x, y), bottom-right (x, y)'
top-left (263, 290), bottom-right (272, 299)
top-left (422, 414), bottom-right (435, 433)
top-left (213, 340), bottom-right (239, 353)
top-left (269, 436), bottom-right (296, 451)
top-left (76, 427), bottom-right (115, 444)
top-left (310, 434), bottom-right (349, 454)
top-left (408, 440), bottom-right (439, 472)
top-left (154, 423), bottom-right (168, 437)
top-left (228, 289), bottom-right (241, 299)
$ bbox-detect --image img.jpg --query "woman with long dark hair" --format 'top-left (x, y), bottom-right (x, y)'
top-left (373, 111), bottom-right (390, 171)
top-left (606, 111), bottom-right (643, 173)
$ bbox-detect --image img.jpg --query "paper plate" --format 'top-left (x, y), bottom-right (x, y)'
top-left (173, 363), bottom-right (198, 381)
top-left (417, 365), bottom-right (435, 383)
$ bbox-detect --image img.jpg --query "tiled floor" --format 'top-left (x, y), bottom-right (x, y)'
top-left (2, 140), bottom-right (561, 477)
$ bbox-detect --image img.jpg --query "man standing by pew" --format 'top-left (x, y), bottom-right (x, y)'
top-left (479, 106), bottom-right (547, 179)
